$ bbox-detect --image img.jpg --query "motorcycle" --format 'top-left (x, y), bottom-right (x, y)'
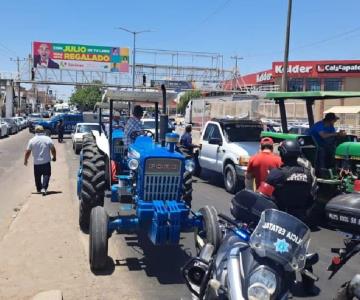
top-left (184, 189), bottom-right (319, 300)
top-left (325, 192), bottom-right (360, 299)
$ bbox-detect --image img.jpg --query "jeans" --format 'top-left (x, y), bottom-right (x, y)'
top-left (58, 131), bottom-right (64, 143)
top-left (316, 146), bottom-right (336, 170)
top-left (34, 162), bottom-right (51, 191)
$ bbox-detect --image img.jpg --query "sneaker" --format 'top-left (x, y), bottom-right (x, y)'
top-left (41, 188), bottom-right (47, 196)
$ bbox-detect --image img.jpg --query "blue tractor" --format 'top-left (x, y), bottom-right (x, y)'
top-left (76, 89), bottom-right (220, 270)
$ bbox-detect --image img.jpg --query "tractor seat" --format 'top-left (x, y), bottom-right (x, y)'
top-left (325, 193), bottom-right (360, 234)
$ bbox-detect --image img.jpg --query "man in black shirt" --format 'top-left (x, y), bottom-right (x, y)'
top-left (266, 140), bottom-right (316, 223)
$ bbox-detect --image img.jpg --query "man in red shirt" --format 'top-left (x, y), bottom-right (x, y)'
top-left (245, 137), bottom-right (282, 190)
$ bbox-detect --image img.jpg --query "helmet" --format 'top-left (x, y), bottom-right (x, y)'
top-left (278, 140), bottom-right (301, 159)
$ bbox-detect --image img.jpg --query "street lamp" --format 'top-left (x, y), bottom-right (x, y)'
top-left (281, 0), bottom-right (293, 92)
top-left (115, 27), bottom-right (152, 90)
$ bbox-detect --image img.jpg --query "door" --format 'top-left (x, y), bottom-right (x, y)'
top-left (199, 123), bottom-right (224, 172)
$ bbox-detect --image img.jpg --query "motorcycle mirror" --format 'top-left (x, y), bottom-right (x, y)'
top-left (306, 253), bottom-right (319, 267)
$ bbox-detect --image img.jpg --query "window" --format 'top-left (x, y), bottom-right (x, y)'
top-left (288, 78), bottom-right (304, 91)
top-left (306, 78), bottom-right (321, 91)
top-left (324, 78), bottom-right (342, 91)
top-left (202, 124), bottom-right (214, 141)
top-left (210, 125), bottom-right (222, 140)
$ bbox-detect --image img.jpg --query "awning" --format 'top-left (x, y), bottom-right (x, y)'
top-left (324, 106), bottom-right (360, 114)
top-left (265, 91), bottom-right (360, 100)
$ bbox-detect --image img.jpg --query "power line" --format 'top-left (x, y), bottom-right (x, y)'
top-left (198, 0), bottom-right (232, 26)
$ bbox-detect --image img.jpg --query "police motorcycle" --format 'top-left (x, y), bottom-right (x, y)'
top-left (325, 189), bottom-right (360, 299)
top-left (183, 189), bottom-right (319, 300)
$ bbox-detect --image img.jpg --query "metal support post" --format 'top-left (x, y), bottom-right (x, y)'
top-left (278, 99), bottom-right (288, 133)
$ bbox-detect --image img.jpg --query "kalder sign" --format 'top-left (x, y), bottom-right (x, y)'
top-left (272, 62), bottom-right (314, 77)
top-left (32, 42), bottom-right (129, 72)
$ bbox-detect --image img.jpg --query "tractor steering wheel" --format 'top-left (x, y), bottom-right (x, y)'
top-left (130, 130), bottom-right (154, 141)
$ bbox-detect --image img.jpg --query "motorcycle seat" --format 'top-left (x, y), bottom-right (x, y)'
top-left (230, 189), bottom-right (278, 226)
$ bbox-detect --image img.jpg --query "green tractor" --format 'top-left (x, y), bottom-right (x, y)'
top-left (261, 91), bottom-right (360, 205)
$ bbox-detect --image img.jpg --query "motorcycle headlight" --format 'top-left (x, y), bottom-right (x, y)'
top-left (185, 159), bottom-right (195, 173)
top-left (128, 159), bottom-right (139, 170)
top-left (248, 267), bottom-right (277, 299)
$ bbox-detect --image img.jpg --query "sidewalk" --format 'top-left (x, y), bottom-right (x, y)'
top-left (0, 141), bottom-right (141, 300)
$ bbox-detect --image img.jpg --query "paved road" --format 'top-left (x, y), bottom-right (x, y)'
top-left (0, 131), bottom-right (359, 299)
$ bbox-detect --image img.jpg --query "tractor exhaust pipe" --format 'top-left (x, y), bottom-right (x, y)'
top-left (160, 84), bottom-right (168, 147)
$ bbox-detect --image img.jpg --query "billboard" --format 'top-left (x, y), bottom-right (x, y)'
top-left (33, 42), bottom-right (129, 72)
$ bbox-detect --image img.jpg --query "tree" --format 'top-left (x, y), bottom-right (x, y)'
top-left (177, 90), bottom-right (202, 114)
top-left (70, 82), bottom-right (102, 111)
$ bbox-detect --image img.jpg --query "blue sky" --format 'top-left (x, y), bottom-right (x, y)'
top-left (1, 0), bottom-right (360, 96)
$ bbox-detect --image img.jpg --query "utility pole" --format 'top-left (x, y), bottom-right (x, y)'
top-left (230, 55), bottom-right (243, 90)
top-left (115, 27), bottom-right (153, 91)
top-left (10, 57), bottom-right (27, 114)
top-left (281, 0), bottom-right (293, 92)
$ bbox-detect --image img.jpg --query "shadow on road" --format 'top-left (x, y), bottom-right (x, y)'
top-left (195, 170), bottom-right (225, 189)
top-left (45, 191), bottom-right (63, 195)
top-left (113, 233), bottom-right (192, 284)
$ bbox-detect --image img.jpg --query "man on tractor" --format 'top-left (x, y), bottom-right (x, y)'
top-left (308, 112), bottom-right (346, 172)
top-left (263, 140), bottom-right (316, 224)
top-left (124, 105), bottom-right (144, 146)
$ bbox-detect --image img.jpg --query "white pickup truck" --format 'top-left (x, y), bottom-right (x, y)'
top-left (197, 119), bottom-right (263, 193)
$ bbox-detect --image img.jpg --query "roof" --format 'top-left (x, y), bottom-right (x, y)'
top-left (211, 118), bottom-right (262, 125)
top-left (324, 106), bottom-right (360, 114)
top-left (265, 91), bottom-right (360, 100)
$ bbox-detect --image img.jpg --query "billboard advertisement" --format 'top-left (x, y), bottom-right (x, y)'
top-left (33, 42), bottom-right (129, 72)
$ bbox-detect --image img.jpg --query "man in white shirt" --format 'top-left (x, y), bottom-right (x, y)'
top-left (24, 125), bottom-right (56, 196)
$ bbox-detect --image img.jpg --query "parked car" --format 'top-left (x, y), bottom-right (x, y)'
top-left (3, 118), bottom-right (19, 134)
top-left (0, 120), bottom-right (8, 137)
top-left (33, 113), bottom-right (83, 136)
top-left (12, 117), bottom-right (23, 130)
top-left (13, 117), bottom-right (26, 130)
top-left (197, 118), bottom-right (263, 193)
top-left (72, 123), bottom-right (100, 154)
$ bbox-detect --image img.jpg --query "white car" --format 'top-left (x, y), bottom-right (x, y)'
top-left (141, 118), bottom-right (175, 135)
top-left (72, 123), bottom-right (100, 154)
top-left (0, 121), bottom-right (8, 137)
top-left (197, 119), bottom-right (263, 194)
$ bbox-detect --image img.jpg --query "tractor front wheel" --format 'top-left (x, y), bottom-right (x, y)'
top-left (89, 206), bottom-right (108, 271)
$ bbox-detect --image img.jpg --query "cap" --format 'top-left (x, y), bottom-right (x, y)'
top-left (260, 137), bottom-right (274, 146)
top-left (324, 112), bottom-right (339, 122)
top-left (35, 125), bottom-right (44, 133)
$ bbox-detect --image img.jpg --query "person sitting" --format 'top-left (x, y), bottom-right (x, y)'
top-left (124, 105), bottom-right (144, 146)
top-left (308, 112), bottom-right (346, 172)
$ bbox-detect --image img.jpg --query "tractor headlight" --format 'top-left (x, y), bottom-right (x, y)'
top-left (185, 159), bottom-right (195, 173)
top-left (298, 138), bottom-right (305, 146)
top-left (128, 159), bottom-right (139, 170)
top-left (248, 267), bottom-right (277, 300)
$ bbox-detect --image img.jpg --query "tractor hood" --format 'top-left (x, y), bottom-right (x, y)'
top-left (336, 142), bottom-right (360, 159)
top-left (128, 136), bottom-right (184, 161)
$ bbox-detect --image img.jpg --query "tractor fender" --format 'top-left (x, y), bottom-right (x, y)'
top-left (92, 130), bottom-right (109, 158)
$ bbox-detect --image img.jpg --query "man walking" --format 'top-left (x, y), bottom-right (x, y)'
top-left (246, 137), bottom-right (282, 190)
top-left (24, 125), bottom-right (56, 196)
top-left (57, 119), bottom-right (64, 143)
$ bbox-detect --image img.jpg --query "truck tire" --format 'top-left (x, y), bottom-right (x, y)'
top-left (182, 170), bottom-right (193, 207)
top-left (89, 206), bottom-right (108, 270)
top-left (194, 206), bottom-right (221, 254)
top-left (224, 164), bottom-right (239, 194)
top-left (79, 139), bottom-right (106, 232)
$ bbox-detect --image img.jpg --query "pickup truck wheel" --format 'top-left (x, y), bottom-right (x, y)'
top-left (224, 164), bottom-right (239, 194)
top-left (89, 206), bottom-right (108, 270)
top-left (194, 206), bottom-right (221, 254)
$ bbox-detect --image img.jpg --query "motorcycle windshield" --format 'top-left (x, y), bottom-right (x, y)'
top-left (249, 209), bottom-right (310, 271)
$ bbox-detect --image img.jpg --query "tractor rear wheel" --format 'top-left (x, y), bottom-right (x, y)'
top-left (182, 170), bottom-right (193, 207)
top-left (194, 206), bottom-right (221, 254)
top-left (89, 206), bottom-right (108, 270)
top-left (79, 137), bottom-right (106, 232)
